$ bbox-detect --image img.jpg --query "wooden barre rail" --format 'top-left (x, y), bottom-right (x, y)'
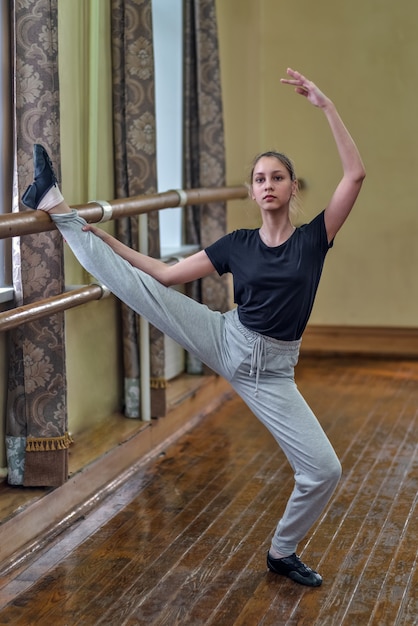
top-left (0, 185), bottom-right (248, 331)
top-left (0, 185), bottom-right (248, 239)
top-left (0, 284), bottom-right (109, 332)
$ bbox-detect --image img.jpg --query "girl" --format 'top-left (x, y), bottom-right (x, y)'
top-left (22, 68), bottom-right (365, 586)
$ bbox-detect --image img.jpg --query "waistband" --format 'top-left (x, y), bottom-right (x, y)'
top-left (230, 309), bottom-right (301, 353)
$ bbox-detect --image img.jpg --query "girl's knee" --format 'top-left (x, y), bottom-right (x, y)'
top-left (310, 455), bottom-right (342, 491)
top-left (328, 457), bottom-right (342, 486)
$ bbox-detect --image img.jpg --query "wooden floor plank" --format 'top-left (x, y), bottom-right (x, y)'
top-left (0, 356), bottom-right (416, 626)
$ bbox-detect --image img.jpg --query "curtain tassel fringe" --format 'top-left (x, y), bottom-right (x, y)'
top-left (150, 377), bottom-right (168, 389)
top-left (26, 431), bottom-right (74, 453)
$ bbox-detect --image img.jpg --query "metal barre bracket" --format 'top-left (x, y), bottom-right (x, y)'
top-left (174, 189), bottom-right (188, 207)
top-left (88, 200), bottom-right (113, 223)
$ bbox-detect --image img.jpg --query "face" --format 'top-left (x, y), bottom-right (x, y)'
top-left (251, 156), bottom-right (297, 212)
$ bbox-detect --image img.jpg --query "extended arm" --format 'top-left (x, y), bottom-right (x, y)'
top-left (82, 224), bottom-right (216, 287)
top-left (281, 68), bottom-right (366, 242)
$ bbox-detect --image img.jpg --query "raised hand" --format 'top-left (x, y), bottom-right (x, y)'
top-left (280, 68), bottom-right (330, 109)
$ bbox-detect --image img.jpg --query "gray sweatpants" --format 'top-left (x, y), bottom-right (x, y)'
top-left (52, 211), bottom-right (342, 556)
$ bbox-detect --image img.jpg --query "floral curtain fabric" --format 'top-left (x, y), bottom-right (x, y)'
top-left (6, 0), bottom-right (69, 487)
top-left (183, 0), bottom-right (229, 376)
top-left (111, 0), bottom-right (166, 418)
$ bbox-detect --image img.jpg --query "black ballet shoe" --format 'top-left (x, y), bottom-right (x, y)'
top-left (22, 144), bottom-right (58, 209)
top-left (267, 551), bottom-right (323, 587)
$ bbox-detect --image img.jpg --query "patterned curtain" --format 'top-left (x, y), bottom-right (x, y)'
top-left (183, 0), bottom-right (229, 374)
top-left (111, 0), bottom-right (166, 418)
top-left (6, 0), bottom-right (70, 487)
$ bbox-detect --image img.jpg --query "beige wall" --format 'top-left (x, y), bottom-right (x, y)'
top-left (217, 0), bottom-right (418, 327)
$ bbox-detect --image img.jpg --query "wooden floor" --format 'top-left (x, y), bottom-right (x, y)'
top-left (0, 356), bottom-right (417, 625)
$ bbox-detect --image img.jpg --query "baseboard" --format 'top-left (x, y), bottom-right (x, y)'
top-left (301, 325), bottom-right (418, 358)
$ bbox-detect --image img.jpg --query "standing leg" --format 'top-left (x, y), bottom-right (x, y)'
top-left (224, 315), bottom-right (342, 586)
top-left (235, 373), bottom-right (342, 555)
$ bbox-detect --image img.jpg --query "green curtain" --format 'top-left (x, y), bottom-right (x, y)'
top-left (58, 0), bottom-right (123, 433)
top-left (58, 0), bottom-right (115, 204)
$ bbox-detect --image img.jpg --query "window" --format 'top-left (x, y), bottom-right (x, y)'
top-left (152, 0), bottom-right (183, 257)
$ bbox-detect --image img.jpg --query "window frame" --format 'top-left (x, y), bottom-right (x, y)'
top-left (0, 1), bottom-right (13, 299)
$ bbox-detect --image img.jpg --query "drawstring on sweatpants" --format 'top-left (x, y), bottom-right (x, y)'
top-left (249, 335), bottom-right (267, 396)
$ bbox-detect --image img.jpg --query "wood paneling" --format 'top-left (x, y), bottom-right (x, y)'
top-left (302, 325), bottom-right (418, 358)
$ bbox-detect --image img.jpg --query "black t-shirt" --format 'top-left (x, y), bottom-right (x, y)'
top-left (205, 210), bottom-right (332, 340)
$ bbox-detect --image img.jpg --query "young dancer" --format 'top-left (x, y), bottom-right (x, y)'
top-left (22, 68), bottom-right (365, 586)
